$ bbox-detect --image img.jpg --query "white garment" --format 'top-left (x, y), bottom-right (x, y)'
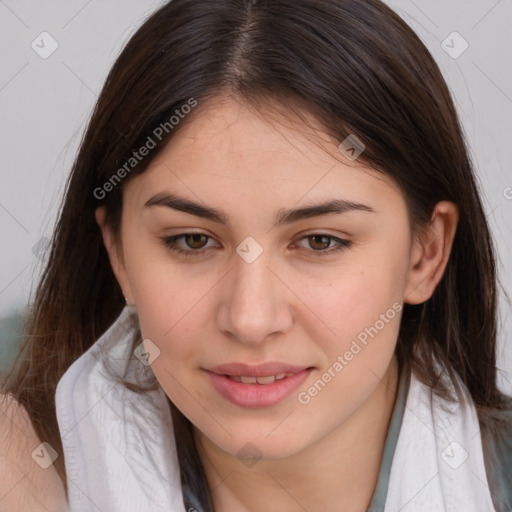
top-left (55, 306), bottom-right (497, 512)
top-left (385, 364), bottom-right (497, 511)
top-left (55, 306), bottom-right (187, 512)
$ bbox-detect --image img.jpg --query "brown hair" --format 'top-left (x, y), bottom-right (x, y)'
top-left (1, 0), bottom-right (509, 510)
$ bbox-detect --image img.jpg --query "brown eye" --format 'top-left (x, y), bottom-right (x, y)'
top-left (184, 233), bottom-right (209, 249)
top-left (160, 233), bottom-right (219, 257)
top-left (307, 235), bottom-right (333, 251)
top-left (295, 233), bottom-right (352, 255)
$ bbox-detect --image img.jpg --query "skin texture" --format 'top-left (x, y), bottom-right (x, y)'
top-left (96, 94), bottom-right (459, 512)
top-left (0, 395), bottom-right (68, 512)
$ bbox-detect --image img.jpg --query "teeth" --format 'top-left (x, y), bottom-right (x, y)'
top-left (256, 375), bottom-right (276, 384)
top-left (227, 373), bottom-right (293, 384)
top-left (240, 375), bottom-right (257, 384)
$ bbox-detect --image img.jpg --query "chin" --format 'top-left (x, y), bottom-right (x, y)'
top-left (207, 428), bottom-right (307, 462)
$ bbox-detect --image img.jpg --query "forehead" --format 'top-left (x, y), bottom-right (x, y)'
top-left (124, 94), bottom-right (402, 214)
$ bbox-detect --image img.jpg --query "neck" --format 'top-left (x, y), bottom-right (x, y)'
top-left (195, 356), bottom-right (400, 512)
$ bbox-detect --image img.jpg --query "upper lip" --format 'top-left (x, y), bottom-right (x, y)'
top-left (207, 362), bottom-right (311, 377)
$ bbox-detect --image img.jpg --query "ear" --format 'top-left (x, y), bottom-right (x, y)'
top-left (95, 206), bottom-right (135, 305)
top-left (404, 201), bottom-right (459, 305)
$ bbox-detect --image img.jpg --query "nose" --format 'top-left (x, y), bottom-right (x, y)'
top-left (216, 244), bottom-right (293, 346)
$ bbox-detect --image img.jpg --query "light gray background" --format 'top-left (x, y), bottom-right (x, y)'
top-left (1, 1), bottom-right (511, 391)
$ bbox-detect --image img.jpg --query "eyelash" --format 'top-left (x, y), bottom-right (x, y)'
top-left (159, 232), bottom-right (352, 258)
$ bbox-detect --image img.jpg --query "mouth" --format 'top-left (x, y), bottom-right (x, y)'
top-left (204, 362), bottom-right (314, 408)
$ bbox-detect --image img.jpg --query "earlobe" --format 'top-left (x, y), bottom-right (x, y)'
top-left (94, 206), bottom-right (134, 304)
top-left (404, 201), bottom-right (459, 305)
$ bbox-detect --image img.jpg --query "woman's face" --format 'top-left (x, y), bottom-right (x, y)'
top-left (100, 94), bottom-right (430, 461)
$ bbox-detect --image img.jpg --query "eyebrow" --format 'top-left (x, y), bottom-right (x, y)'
top-left (144, 192), bottom-right (375, 228)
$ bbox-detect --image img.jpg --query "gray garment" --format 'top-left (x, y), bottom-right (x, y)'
top-left (366, 361), bottom-right (410, 511)
top-left (183, 365), bottom-right (512, 511)
top-left (480, 396), bottom-right (512, 512)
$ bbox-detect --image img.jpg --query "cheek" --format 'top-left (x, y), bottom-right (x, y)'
top-left (296, 249), bottom-right (407, 358)
top-left (123, 229), bottom-right (214, 339)
top-left (293, 260), bottom-right (404, 421)
top-left (135, 279), bottom-right (209, 366)
top-left (135, 291), bottom-right (208, 413)
top-left (124, 262), bottom-right (212, 381)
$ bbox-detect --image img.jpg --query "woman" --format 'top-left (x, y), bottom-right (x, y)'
top-left (1, 0), bottom-right (511, 511)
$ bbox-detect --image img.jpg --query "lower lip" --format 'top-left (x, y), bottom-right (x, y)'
top-left (205, 368), bottom-right (313, 408)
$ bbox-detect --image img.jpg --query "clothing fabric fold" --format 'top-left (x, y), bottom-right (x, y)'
top-left (55, 305), bottom-right (497, 512)
top-left (55, 306), bottom-right (187, 512)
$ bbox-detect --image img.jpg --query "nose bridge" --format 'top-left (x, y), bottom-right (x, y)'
top-left (218, 241), bottom-right (291, 344)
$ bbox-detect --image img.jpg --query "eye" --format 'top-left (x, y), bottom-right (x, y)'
top-left (160, 233), bottom-right (219, 257)
top-left (294, 233), bottom-right (352, 255)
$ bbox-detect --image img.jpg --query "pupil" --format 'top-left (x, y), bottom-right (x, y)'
top-left (187, 234), bottom-right (206, 248)
top-left (310, 235), bottom-right (329, 250)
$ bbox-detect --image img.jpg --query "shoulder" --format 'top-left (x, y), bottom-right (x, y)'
top-left (0, 393), bottom-right (68, 512)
